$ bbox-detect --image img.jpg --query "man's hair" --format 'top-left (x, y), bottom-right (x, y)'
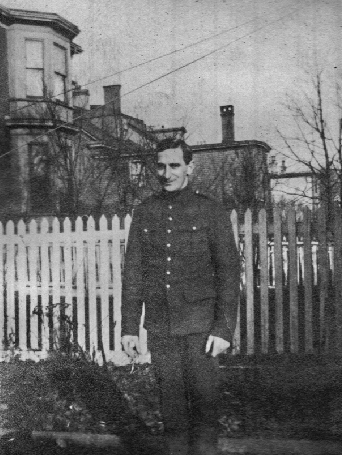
top-left (156, 138), bottom-right (193, 165)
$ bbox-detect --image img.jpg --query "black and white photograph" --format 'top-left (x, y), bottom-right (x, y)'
top-left (0, 1), bottom-right (342, 453)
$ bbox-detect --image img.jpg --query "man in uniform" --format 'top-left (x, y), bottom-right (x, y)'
top-left (121, 138), bottom-right (240, 454)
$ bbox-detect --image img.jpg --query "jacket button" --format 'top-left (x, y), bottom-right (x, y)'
top-left (167, 243), bottom-right (171, 247)
top-left (166, 284), bottom-right (170, 289)
top-left (166, 270), bottom-right (171, 275)
top-left (193, 226), bottom-right (197, 230)
top-left (167, 257), bottom-right (171, 261)
top-left (168, 205), bottom-right (172, 209)
top-left (167, 229), bottom-right (172, 234)
top-left (168, 216), bottom-right (173, 221)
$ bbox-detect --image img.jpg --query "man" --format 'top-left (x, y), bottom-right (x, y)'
top-left (121, 138), bottom-right (240, 454)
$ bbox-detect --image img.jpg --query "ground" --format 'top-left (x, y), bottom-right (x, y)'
top-left (1, 354), bottom-right (342, 453)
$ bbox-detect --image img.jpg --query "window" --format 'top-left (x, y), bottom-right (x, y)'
top-left (29, 144), bottom-right (53, 213)
top-left (53, 44), bottom-right (67, 102)
top-left (26, 40), bottom-right (44, 97)
top-left (129, 160), bottom-right (145, 187)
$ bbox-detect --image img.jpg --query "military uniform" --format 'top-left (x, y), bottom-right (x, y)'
top-left (121, 185), bottom-right (240, 448)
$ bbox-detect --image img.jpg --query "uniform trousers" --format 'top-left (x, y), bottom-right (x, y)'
top-left (149, 332), bottom-right (220, 434)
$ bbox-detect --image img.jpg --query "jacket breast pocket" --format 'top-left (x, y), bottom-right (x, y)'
top-left (176, 224), bottom-right (209, 255)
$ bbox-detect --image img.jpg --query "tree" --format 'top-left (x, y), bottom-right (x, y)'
top-left (22, 94), bottom-right (156, 218)
top-left (191, 147), bottom-right (270, 216)
top-left (277, 70), bottom-right (342, 227)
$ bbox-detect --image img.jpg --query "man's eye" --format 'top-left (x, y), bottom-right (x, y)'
top-left (170, 164), bottom-right (180, 169)
top-left (157, 164), bottom-right (165, 170)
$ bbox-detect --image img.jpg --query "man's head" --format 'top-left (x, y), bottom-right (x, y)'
top-left (156, 139), bottom-right (194, 192)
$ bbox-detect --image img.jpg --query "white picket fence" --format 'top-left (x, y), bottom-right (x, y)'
top-left (1, 207), bottom-right (341, 363)
top-left (0, 214), bottom-right (134, 363)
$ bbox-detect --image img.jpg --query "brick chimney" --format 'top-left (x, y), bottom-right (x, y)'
top-left (220, 105), bottom-right (235, 143)
top-left (103, 85), bottom-right (121, 114)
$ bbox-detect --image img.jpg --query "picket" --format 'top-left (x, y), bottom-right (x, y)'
top-left (75, 217), bottom-right (86, 351)
top-left (303, 207), bottom-right (313, 353)
top-left (288, 208), bottom-right (298, 353)
top-left (0, 209), bottom-right (339, 361)
top-left (0, 222), bottom-right (4, 350)
top-left (259, 209), bottom-right (269, 354)
top-left (52, 217), bottom-right (61, 350)
top-left (334, 206), bottom-right (342, 353)
top-left (99, 215), bottom-right (110, 356)
top-left (244, 209), bottom-right (254, 355)
top-left (28, 219), bottom-right (39, 350)
top-left (17, 220), bottom-right (27, 350)
top-left (273, 208), bottom-right (284, 354)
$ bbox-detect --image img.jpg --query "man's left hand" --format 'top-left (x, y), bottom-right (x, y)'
top-left (205, 335), bottom-right (230, 357)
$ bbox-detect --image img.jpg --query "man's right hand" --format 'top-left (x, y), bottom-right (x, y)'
top-left (121, 335), bottom-right (141, 358)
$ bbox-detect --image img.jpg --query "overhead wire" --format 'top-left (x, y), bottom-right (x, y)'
top-left (1, 0), bottom-right (311, 162)
top-left (8, 0), bottom-right (294, 118)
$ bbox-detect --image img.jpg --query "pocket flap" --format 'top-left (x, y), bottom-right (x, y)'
top-left (183, 285), bottom-right (216, 302)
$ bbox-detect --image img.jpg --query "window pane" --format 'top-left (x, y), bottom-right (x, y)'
top-left (54, 44), bottom-right (66, 74)
top-left (26, 69), bottom-right (44, 97)
top-left (26, 40), bottom-right (43, 68)
top-left (54, 74), bottom-right (66, 101)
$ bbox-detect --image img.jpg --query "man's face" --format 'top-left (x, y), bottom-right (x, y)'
top-left (157, 147), bottom-right (193, 192)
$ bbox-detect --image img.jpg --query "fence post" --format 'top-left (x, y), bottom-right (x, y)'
top-left (273, 207), bottom-right (284, 354)
top-left (334, 205), bottom-right (342, 354)
top-left (303, 207), bottom-right (313, 353)
top-left (317, 206), bottom-right (329, 352)
top-left (40, 218), bottom-right (50, 352)
top-left (51, 218), bottom-right (61, 351)
top-left (29, 219), bottom-right (39, 350)
top-left (6, 220), bottom-right (15, 348)
top-left (17, 220), bottom-right (27, 351)
top-left (99, 215), bottom-right (110, 357)
top-left (0, 221), bottom-right (3, 352)
top-left (231, 210), bottom-right (240, 355)
top-left (112, 215), bottom-right (122, 352)
top-left (245, 209), bottom-right (254, 355)
top-left (87, 216), bottom-right (97, 355)
top-left (259, 208), bottom-right (269, 354)
top-left (75, 217), bottom-right (86, 351)
top-left (288, 208), bottom-right (298, 353)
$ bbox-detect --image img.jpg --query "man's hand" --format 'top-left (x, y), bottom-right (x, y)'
top-left (122, 335), bottom-right (141, 358)
top-left (205, 335), bottom-right (230, 357)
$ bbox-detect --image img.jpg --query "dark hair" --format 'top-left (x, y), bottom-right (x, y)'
top-left (156, 138), bottom-right (193, 165)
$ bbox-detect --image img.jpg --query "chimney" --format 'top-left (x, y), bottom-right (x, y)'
top-left (220, 105), bottom-right (235, 143)
top-left (103, 85), bottom-right (121, 114)
top-left (72, 85), bottom-right (90, 110)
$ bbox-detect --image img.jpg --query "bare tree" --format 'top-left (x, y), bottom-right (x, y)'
top-left (277, 71), bottom-right (342, 226)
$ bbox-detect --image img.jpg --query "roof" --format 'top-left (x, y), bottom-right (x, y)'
top-left (0, 4), bottom-right (81, 42)
top-left (191, 140), bottom-right (271, 153)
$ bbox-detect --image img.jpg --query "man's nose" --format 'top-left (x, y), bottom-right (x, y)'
top-left (164, 166), bottom-right (171, 179)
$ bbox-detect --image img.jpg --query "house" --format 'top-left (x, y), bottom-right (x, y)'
top-left (0, 4), bottom-right (185, 219)
top-left (190, 106), bottom-right (272, 213)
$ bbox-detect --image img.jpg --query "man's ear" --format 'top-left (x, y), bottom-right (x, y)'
top-left (187, 160), bottom-right (194, 176)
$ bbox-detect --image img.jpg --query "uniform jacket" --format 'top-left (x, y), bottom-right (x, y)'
top-left (121, 185), bottom-right (240, 343)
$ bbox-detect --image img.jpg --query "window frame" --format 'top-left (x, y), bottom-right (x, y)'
top-left (25, 39), bottom-right (45, 99)
top-left (53, 43), bottom-right (67, 104)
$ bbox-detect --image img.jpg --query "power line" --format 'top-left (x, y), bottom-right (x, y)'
top-left (1, 0), bottom-right (311, 162)
top-left (8, 0), bottom-right (288, 117)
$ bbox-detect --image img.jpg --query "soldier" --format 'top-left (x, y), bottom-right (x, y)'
top-left (121, 138), bottom-right (240, 454)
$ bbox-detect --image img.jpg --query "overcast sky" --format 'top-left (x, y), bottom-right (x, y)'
top-left (2, 0), bottom-right (342, 161)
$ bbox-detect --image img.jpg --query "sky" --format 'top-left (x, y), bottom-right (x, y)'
top-left (2, 0), bottom-right (342, 165)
